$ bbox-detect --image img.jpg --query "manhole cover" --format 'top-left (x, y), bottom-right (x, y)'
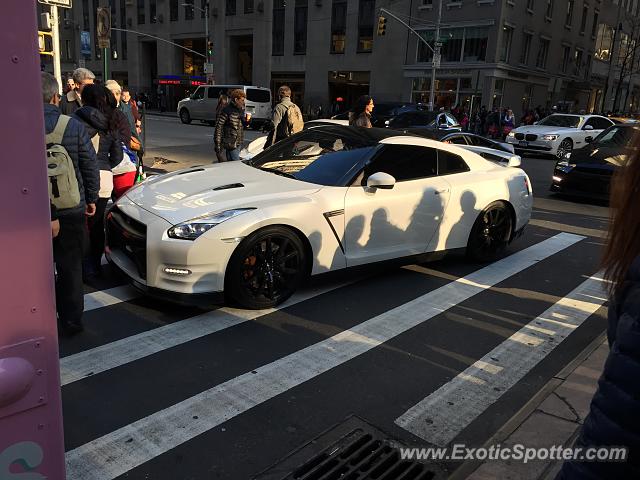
top-left (253, 416), bottom-right (446, 480)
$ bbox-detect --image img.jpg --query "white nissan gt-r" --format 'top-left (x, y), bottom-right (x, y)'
top-left (106, 125), bottom-right (533, 309)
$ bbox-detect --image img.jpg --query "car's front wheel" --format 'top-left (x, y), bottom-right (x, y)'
top-left (556, 138), bottom-right (573, 158)
top-left (466, 202), bottom-right (513, 262)
top-left (179, 108), bottom-right (192, 124)
top-left (226, 226), bottom-right (308, 309)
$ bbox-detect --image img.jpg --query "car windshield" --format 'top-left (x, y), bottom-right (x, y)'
top-left (245, 129), bottom-right (379, 186)
top-left (594, 126), bottom-right (639, 148)
top-left (538, 115), bottom-right (582, 128)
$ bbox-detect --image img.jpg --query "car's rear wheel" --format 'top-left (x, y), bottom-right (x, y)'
top-left (556, 138), bottom-right (573, 158)
top-left (466, 202), bottom-right (513, 262)
top-left (226, 226), bottom-right (308, 309)
top-left (179, 108), bottom-right (191, 124)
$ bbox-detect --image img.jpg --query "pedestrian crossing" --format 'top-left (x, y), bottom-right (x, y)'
top-left (61, 230), bottom-right (607, 480)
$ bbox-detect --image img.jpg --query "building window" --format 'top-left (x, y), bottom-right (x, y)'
top-left (65, 39), bottom-right (72, 60)
top-left (185, 0), bottom-right (195, 19)
top-left (120, 0), bottom-right (127, 59)
top-left (272, 0), bottom-right (285, 55)
top-left (574, 49), bottom-right (583, 75)
top-left (331, 0), bottom-right (347, 53)
top-left (245, 0), bottom-right (254, 13)
top-left (545, 0), bottom-right (554, 19)
top-left (418, 27), bottom-right (487, 63)
top-left (226, 0), bottom-right (236, 15)
top-left (357, 0), bottom-right (375, 52)
top-left (584, 54), bottom-right (591, 79)
top-left (520, 32), bottom-right (532, 64)
top-left (422, 0), bottom-right (433, 5)
top-left (137, 0), bottom-right (145, 24)
top-left (536, 37), bottom-right (550, 68)
top-left (594, 23), bottom-right (613, 61)
top-left (201, 0), bottom-right (207, 17)
top-left (561, 45), bottom-right (571, 72)
top-left (150, 0), bottom-right (157, 23)
top-left (591, 10), bottom-right (599, 38)
top-left (170, 0), bottom-right (179, 21)
top-left (499, 25), bottom-right (514, 62)
top-left (527, 0), bottom-right (534, 10)
top-left (565, 0), bottom-right (574, 27)
top-left (579, 4), bottom-right (588, 34)
top-left (463, 26), bottom-right (489, 61)
top-left (294, 0), bottom-right (308, 54)
top-left (82, 0), bottom-right (89, 30)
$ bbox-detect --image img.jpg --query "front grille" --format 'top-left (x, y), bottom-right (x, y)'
top-left (515, 133), bottom-right (524, 140)
top-left (106, 206), bottom-right (147, 279)
top-left (525, 134), bottom-right (538, 141)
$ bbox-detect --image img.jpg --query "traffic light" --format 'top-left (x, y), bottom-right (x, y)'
top-left (377, 15), bottom-right (387, 36)
top-left (207, 41), bottom-right (214, 57)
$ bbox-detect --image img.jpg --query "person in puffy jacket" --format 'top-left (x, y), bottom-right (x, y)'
top-left (73, 84), bottom-right (124, 277)
top-left (557, 133), bottom-right (640, 479)
top-left (214, 88), bottom-right (248, 161)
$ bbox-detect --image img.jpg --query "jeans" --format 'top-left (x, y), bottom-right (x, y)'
top-left (53, 213), bottom-right (87, 326)
top-left (226, 147), bottom-right (241, 161)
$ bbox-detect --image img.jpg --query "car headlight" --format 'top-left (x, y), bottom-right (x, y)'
top-left (507, 131), bottom-right (516, 138)
top-left (167, 208), bottom-right (255, 240)
top-left (542, 134), bottom-right (559, 141)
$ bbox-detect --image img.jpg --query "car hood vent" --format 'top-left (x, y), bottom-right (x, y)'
top-left (213, 183), bottom-right (245, 191)
top-left (176, 168), bottom-right (205, 175)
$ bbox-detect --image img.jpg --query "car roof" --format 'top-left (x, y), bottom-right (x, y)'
top-left (302, 125), bottom-right (409, 143)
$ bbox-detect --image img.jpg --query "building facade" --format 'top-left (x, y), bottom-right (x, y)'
top-left (39, 0), bottom-right (639, 116)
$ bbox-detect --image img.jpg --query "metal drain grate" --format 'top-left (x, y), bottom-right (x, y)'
top-left (254, 416), bottom-right (444, 480)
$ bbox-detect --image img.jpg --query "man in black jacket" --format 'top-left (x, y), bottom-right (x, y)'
top-left (214, 89), bottom-right (248, 161)
top-left (42, 73), bottom-right (99, 335)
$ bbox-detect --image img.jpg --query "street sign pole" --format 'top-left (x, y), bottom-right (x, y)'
top-left (428, 0), bottom-right (443, 112)
top-left (51, 6), bottom-right (62, 92)
top-left (103, 47), bottom-right (109, 80)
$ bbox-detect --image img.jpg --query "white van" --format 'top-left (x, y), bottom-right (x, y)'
top-left (177, 85), bottom-right (272, 127)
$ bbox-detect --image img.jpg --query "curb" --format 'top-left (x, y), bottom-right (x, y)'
top-left (448, 330), bottom-right (607, 480)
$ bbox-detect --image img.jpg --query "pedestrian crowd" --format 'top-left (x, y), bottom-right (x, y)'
top-left (45, 68), bottom-right (145, 336)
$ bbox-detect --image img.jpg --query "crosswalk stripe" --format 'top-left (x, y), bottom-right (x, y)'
top-left (64, 233), bottom-right (583, 480)
top-left (394, 272), bottom-right (607, 446)
top-left (84, 286), bottom-right (139, 312)
top-left (62, 281), bottom-right (354, 386)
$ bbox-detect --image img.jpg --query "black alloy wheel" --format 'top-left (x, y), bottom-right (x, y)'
top-left (466, 202), bottom-right (513, 262)
top-left (226, 226), bottom-right (308, 309)
top-left (556, 138), bottom-right (573, 159)
top-left (179, 108), bottom-right (192, 124)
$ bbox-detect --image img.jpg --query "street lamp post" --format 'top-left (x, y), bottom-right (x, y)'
top-left (428, 0), bottom-right (443, 112)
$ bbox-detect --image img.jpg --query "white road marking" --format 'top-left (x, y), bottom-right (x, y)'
top-left (65, 233), bottom-right (583, 480)
top-left (395, 273), bottom-right (607, 446)
top-left (62, 281), bottom-right (353, 386)
top-left (84, 286), bottom-right (139, 312)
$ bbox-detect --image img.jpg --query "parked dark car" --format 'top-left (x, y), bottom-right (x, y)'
top-left (386, 111), bottom-right (461, 131)
top-left (331, 102), bottom-right (428, 127)
top-left (403, 130), bottom-right (514, 153)
top-left (550, 124), bottom-right (639, 200)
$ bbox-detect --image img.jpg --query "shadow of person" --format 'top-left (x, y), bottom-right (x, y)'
top-left (445, 190), bottom-right (478, 251)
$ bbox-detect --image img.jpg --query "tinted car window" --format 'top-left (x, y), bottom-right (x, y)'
top-left (246, 130), bottom-right (376, 186)
top-left (444, 135), bottom-right (468, 145)
top-left (594, 126), bottom-right (639, 148)
top-left (191, 87), bottom-right (204, 100)
top-left (365, 145), bottom-right (438, 182)
top-left (589, 117), bottom-right (614, 130)
top-left (466, 135), bottom-right (492, 147)
top-left (208, 87), bottom-right (223, 98)
top-left (247, 88), bottom-right (271, 103)
top-left (438, 151), bottom-right (470, 175)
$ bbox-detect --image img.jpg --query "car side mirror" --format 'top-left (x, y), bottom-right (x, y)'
top-left (583, 125), bottom-right (594, 131)
top-left (366, 172), bottom-right (396, 190)
top-left (585, 136), bottom-right (593, 143)
top-left (508, 155), bottom-right (522, 167)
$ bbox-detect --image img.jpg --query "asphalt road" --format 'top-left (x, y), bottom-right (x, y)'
top-left (59, 117), bottom-right (610, 480)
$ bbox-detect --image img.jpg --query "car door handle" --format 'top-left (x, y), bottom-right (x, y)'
top-left (434, 189), bottom-right (449, 195)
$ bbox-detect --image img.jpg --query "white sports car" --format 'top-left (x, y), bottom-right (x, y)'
top-left (106, 125), bottom-right (533, 309)
top-left (506, 114), bottom-right (615, 158)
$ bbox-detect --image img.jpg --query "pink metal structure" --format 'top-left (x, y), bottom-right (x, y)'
top-left (0, 1), bottom-right (66, 478)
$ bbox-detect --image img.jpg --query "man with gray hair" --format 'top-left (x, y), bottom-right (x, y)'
top-left (60, 67), bottom-right (95, 114)
top-left (43, 72), bottom-right (99, 335)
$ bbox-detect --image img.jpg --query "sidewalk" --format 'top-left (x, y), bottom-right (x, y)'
top-left (454, 333), bottom-right (609, 480)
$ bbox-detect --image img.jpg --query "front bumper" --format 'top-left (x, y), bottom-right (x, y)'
top-left (507, 137), bottom-right (558, 155)
top-left (105, 199), bottom-right (238, 300)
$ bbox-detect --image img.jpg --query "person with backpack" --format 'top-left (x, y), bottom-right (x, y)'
top-left (349, 95), bottom-right (374, 128)
top-left (42, 72), bottom-right (99, 335)
top-left (214, 88), bottom-right (250, 161)
top-left (264, 85), bottom-right (304, 148)
top-left (73, 84), bottom-right (124, 278)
